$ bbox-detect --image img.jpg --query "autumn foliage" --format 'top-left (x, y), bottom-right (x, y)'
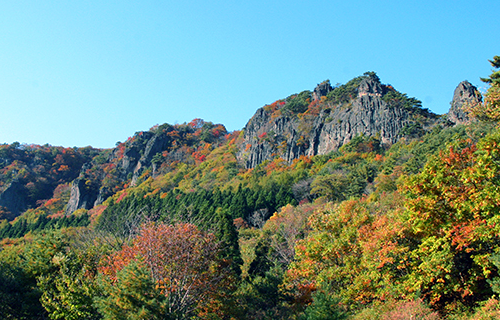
top-left (3, 57), bottom-right (500, 319)
top-left (99, 222), bottom-right (233, 318)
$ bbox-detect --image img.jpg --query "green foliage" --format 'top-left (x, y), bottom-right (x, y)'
top-left (235, 265), bottom-right (292, 320)
top-left (480, 56), bottom-right (500, 86)
top-left (382, 89), bottom-right (423, 112)
top-left (339, 134), bottom-right (382, 154)
top-left (471, 56), bottom-right (500, 122)
top-left (38, 251), bottom-right (99, 320)
top-left (0, 212), bottom-right (90, 240)
top-left (96, 260), bottom-right (167, 320)
top-left (0, 259), bottom-right (44, 319)
top-left (215, 208), bottom-right (244, 278)
top-left (0, 230), bottom-right (70, 319)
top-left (310, 172), bottom-right (349, 202)
top-left (403, 130), bottom-right (500, 312)
top-left (326, 75), bottom-right (366, 105)
top-left (283, 91), bottom-right (312, 115)
top-left (301, 289), bottom-right (347, 320)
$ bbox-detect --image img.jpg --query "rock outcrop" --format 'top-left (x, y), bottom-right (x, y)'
top-left (65, 75), bottom-right (476, 213)
top-left (238, 75), bottom-right (440, 168)
top-left (0, 181), bottom-right (27, 219)
top-left (65, 174), bottom-right (99, 213)
top-left (66, 122), bottom-right (227, 214)
top-left (312, 80), bottom-right (333, 101)
top-left (448, 80), bottom-right (482, 125)
top-left (66, 131), bottom-right (171, 214)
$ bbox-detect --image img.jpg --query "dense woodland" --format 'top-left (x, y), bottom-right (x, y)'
top-left (1, 56), bottom-right (500, 319)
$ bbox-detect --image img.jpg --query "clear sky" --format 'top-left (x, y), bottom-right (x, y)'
top-left (1, 1), bottom-right (499, 148)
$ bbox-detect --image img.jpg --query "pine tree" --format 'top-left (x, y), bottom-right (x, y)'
top-left (215, 209), bottom-right (243, 279)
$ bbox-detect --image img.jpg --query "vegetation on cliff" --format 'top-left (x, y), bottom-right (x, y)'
top-left (1, 56), bottom-right (500, 319)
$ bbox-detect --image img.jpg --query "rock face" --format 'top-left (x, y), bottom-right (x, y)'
top-left (65, 174), bottom-right (99, 213)
top-left (0, 181), bottom-right (27, 219)
top-left (238, 75), bottom-right (440, 168)
top-left (448, 81), bottom-right (482, 125)
top-left (66, 122), bottom-right (227, 214)
top-left (312, 81), bottom-right (333, 101)
top-left (65, 75), bottom-right (472, 213)
top-left (66, 131), bottom-right (172, 214)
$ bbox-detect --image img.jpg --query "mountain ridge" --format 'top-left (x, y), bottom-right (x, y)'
top-left (0, 73), bottom-right (481, 219)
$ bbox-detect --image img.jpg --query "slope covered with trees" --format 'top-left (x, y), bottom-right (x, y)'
top-left (1, 56), bottom-right (500, 319)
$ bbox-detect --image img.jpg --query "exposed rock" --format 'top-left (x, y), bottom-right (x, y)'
top-left (66, 122), bottom-right (226, 214)
top-left (448, 81), bottom-right (482, 125)
top-left (358, 77), bottom-right (383, 96)
top-left (0, 181), bottom-right (27, 219)
top-left (131, 132), bottom-right (173, 185)
top-left (238, 75), bottom-right (440, 168)
top-left (65, 176), bottom-right (99, 213)
top-left (312, 80), bottom-right (333, 101)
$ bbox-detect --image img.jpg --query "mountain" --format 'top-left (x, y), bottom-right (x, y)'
top-left (3, 63), bottom-right (500, 320)
top-left (0, 144), bottom-right (99, 220)
top-left (65, 121), bottom-right (229, 214)
top-left (447, 80), bottom-right (483, 125)
top-left (0, 72), bottom-right (481, 219)
top-left (237, 73), bottom-right (442, 168)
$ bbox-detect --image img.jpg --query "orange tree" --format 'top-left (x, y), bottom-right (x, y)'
top-left (283, 193), bottom-right (412, 314)
top-left (403, 131), bottom-right (500, 313)
top-left (97, 222), bottom-right (235, 319)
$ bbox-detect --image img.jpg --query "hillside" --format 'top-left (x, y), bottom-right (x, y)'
top-left (1, 58), bottom-right (499, 320)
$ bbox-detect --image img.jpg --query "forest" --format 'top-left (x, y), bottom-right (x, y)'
top-left (0, 56), bottom-right (500, 319)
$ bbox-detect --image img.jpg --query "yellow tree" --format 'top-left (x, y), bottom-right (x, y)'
top-left (403, 132), bottom-right (500, 313)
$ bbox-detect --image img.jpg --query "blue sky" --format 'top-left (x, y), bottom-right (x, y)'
top-left (1, 1), bottom-right (499, 148)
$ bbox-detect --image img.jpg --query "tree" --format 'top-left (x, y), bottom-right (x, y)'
top-left (470, 56), bottom-right (500, 122)
top-left (96, 260), bottom-right (168, 320)
top-left (215, 209), bottom-right (243, 279)
top-left (310, 172), bottom-right (349, 202)
top-left (480, 56), bottom-right (500, 86)
top-left (284, 193), bottom-right (412, 312)
top-left (38, 250), bottom-right (100, 320)
top-left (99, 222), bottom-right (233, 319)
top-left (302, 289), bottom-right (347, 320)
top-left (284, 200), bottom-right (373, 308)
top-left (403, 132), bottom-right (500, 312)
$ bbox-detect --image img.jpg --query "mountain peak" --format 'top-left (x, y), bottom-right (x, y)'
top-left (448, 80), bottom-right (482, 125)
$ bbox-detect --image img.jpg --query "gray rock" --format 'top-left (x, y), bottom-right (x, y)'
top-left (448, 81), bottom-right (482, 125)
top-left (312, 80), bottom-right (333, 101)
top-left (65, 177), bottom-right (99, 213)
top-left (0, 181), bottom-right (27, 219)
top-left (238, 76), bottom-right (439, 168)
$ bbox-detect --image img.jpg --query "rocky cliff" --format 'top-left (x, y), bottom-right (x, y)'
top-left (66, 121), bottom-right (227, 214)
top-left (66, 128), bottom-right (179, 213)
top-left (64, 75), bottom-right (482, 213)
top-left (447, 80), bottom-right (482, 125)
top-left (0, 181), bottom-right (27, 220)
top-left (237, 74), bottom-right (441, 168)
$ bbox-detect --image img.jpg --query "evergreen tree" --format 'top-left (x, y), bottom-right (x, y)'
top-left (95, 260), bottom-right (168, 320)
top-left (248, 236), bottom-right (273, 279)
top-left (215, 209), bottom-right (243, 279)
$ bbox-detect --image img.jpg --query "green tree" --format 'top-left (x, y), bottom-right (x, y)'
top-left (37, 250), bottom-right (100, 320)
top-left (470, 55), bottom-right (500, 122)
top-left (95, 260), bottom-right (167, 320)
top-left (310, 172), bottom-right (349, 202)
top-left (403, 132), bottom-right (500, 312)
top-left (301, 289), bottom-right (347, 320)
top-left (215, 209), bottom-right (243, 279)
